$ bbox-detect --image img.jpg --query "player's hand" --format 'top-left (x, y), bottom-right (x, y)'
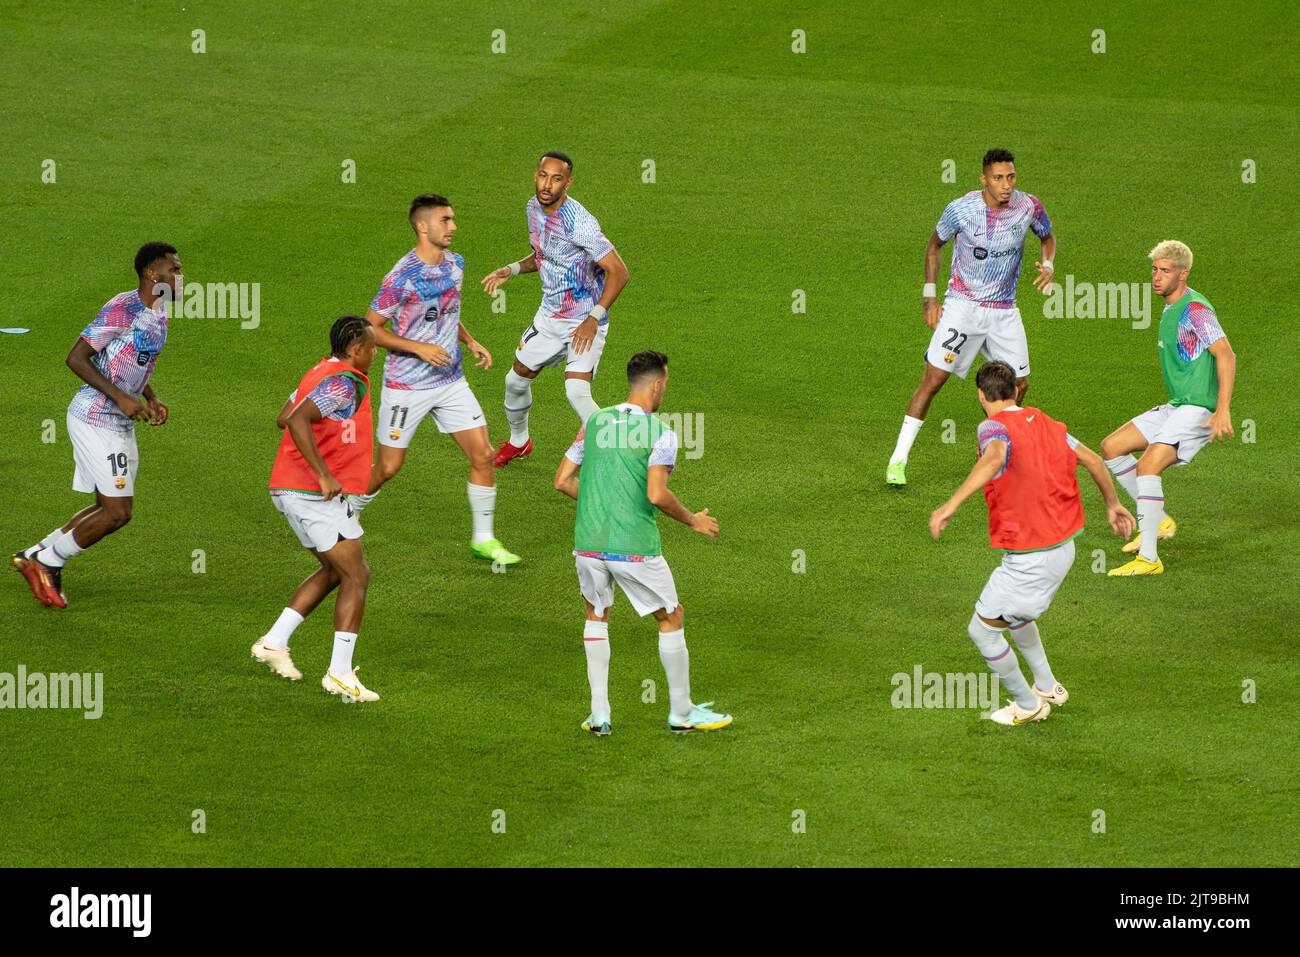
top-left (923, 298), bottom-right (942, 330)
top-left (690, 508), bottom-right (719, 539)
top-left (1108, 503), bottom-right (1136, 539)
top-left (146, 398), bottom-right (169, 426)
top-left (318, 473), bottom-right (344, 501)
top-left (466, 339), bottom-right (492, 370)
top-left (929, 501), bottom-right (957, 540)
top-left (1033, 262), bottom-right (1054, 293)
top-left (119, 395), bottom-right (150, 422)
top-left (481, 267), bottom-right (512, 295)
top-left (413, 342), bottom-right (452, 367)
top-left (570, 316), bottom-right (598, 355)
top-left (1203, 407), bottom-right (1234, 442)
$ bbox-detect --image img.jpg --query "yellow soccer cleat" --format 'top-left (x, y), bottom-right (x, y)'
top-left (1122, 515), bottom-right (1177, 555)
top-left (1108, 556), bottom-right (1165, 576)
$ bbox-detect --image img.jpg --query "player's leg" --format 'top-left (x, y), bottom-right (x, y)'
top-left (562, 317), bottom-right (608, 422)
top-left (17, 501), bottom-right (98, 562)
top-left (450, 422), bottom-right (521, 564)
top-left (575, 556), bottom-right (616, 733)
top-left (1006, 542), bottom-right (1076, 707)
top-left (316, 535), bottom-right (378, 702)
top-left (1111, 441), bottom-right (1178, 574)
top-left (1099, 420), bottom-right (1148, 504)
top-left (352, 387), bottom-right (428, 512)
top-left (888, 299), bottom-right (982, 485)
top-left (252, 549), bottom-right (339, 681)
top-left (982, 306), bottom-right (1032, 405)
top-left (581, 600), bottom-right (612, 735)
top-left (972, 558), bottom-right (1051, 725)
top-left (498, 312), bottom-right (560, 466)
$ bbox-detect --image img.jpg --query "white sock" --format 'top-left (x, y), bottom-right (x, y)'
top-left (329, 631), bottom-right (357, 677)
top-left (504, 370), bottom-right (532, 446)
top-left (349, 491), bottom-right (380, 512)
top-left (264, 607), bottom-right (304, 650)
top-left (1105, 454), bottom-right (1140, 502)
top-left (1136, 475), bottom-right (1165, 562)
top-left (1009, 620), bottom-right (1056, 691)
top-left (467, 482), bottom-right (496, 543)
top-left (968, 614), bottom-right (1036, 710)
top-left (564, 378), bottom-right (599, 423)
top-left (25, 527), bottom-right (64, 559)
top-left (890, 415), bottom-right (924, 464)
top-left (583, 620), bottom-right (610, 720)
top-left (37, 529), bottom-right (84, 569)
top-left (658, 628), bottom-right (692, 719)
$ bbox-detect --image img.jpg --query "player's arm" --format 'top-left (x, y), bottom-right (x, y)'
top-left (553, 454), bottom-right (580, 500)
top-left (928, 440), bottom-right (1006, 539)
top-left (283, 397), bottom-right (342, 500)
top-left (1204, 337), bottom-right (1236, 441)
top-left (1072, 440), bottom-right (1135, 537)
top-left (457, 321), bottom-right (492, 370)
top-left (571, 247), bottom-right (630, 355)
top-left (364, 308), bottom-right (450, 367)
top-left (923, 230), bottom-right (948, 329)
top-left (646, 466), bottom-right (718, 539)
top-left (481, 252), bottom-right (539, 294)
top-left (141, 383), bottom-right (168, 426)
top-left (65, 338), bottom-right (149, 422)
top-left (1033, 232), bottom-right (1057, 292)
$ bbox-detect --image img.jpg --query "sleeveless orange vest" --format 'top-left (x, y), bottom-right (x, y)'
top-left (269, 357), bottom-right (373, 494)
top-left (981, 407), bottom-right (1084, 552)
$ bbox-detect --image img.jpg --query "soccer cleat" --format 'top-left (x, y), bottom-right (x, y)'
top-left (17, 557), bottom-right (65, 608)
top-left (1034, 682), bottom-right (1069, 707)
top-left (1121, 515), bottom-right (1177, 554)
top-left (1108, 556), bottom-right (1164, 576)
top-left (581, 714), bottom-right (612, 736)
top-left (322, 667), bottom-right (380, 703)
top-left (471, 538), bottom-right (521, 565)
top-left (988, 698), bottom-right (1051, 726)
top-left (493, 438), bottom-right (533, 468)
top-left (250, 638), bottom-right (303, 681)
top-left (885, 460), bottom-right (907, 486)
top-left (668, 701), bottom-right (733, 733)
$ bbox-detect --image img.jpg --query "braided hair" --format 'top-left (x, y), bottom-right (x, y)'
top-left (330, 315), bottom-right (370, 359)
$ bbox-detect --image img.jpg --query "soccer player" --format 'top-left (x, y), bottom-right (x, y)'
top-left (482, 151), bottom-right (630, 467)
top-left (1101, 241), bottom-right (1236, 576)
top-left (929, 361), bottom-right (1135, 726)
top-left (887, 148), bottom-right (1056, 486)
top-left (12, 243), bottom-right (180, 609)
top-left (252, 316), bottom-right (381, 703)
top-left (348, 194), bottom-right (519, 566)
top-left (553, 350), bottom-right (730, 736)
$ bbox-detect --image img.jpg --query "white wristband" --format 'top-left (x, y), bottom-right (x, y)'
top-left (588, 304), bottom-right (608, 322)
top-left (507, 261), bottom-right (520, 277)
top-left (922, 282), bottom-right (937, 299)
top-left (1040, 259), bottom-right (1053, 272)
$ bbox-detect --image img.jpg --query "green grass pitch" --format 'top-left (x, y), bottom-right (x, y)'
top-left (1, 1), bottom-right (1297, 866)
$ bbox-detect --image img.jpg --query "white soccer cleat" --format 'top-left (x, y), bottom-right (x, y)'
top-left (322, 667), bottom-right (380, 703)
top-left (988, 698), bottom-right (1051, 726)
top-left (251, 637), bottom-right (303, 681)
top-left (1034, 682), bottom-right (1069, 707)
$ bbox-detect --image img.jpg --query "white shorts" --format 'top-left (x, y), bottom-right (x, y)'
top-left (1130, 402), bottom-right (1213, 466)
top-left (975, 538), bottom-right (1075, 627)
top-left (515, 307), bottom-right (609, 376)
top-left (68, 411), bottom-right (137, 497)
top-left (378, 378), bottom-right (485, 448)
top-left (925, 297), bottom-right (1030, 379)
top-left (575, 554), bottom-right (678, 618)
top-left (272, 493), bottom-right (363, 553)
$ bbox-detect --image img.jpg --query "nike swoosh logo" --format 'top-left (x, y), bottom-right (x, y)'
top-left (1027, 415), bottom-right (1035, 422)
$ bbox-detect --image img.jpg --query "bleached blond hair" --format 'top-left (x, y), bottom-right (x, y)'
top-left (1148, 240), bottom-right (1193, 271)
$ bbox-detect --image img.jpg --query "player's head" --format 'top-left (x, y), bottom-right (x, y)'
top-left (330, 315), bottom-right (376, 373)
top-left (1148, 240), bottom-right (1192, 296)
top-left (975, 360), bottom-right (1017, 411)
top-left (980, 149), bottom-right (1016, 205)
top-left (626, 350), bottom-right (669, 411)
top-left (409, 194), bottom-right (456, 249)
top-left (535, 151), bottom-right (573, 208)
top-left (135, 242), bottom-right (182, 300)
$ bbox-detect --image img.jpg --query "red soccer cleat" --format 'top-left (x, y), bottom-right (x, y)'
top-left (493, 438), bottom-right (533, 468)
top-left (16, 556), bottom-right (66, 609)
